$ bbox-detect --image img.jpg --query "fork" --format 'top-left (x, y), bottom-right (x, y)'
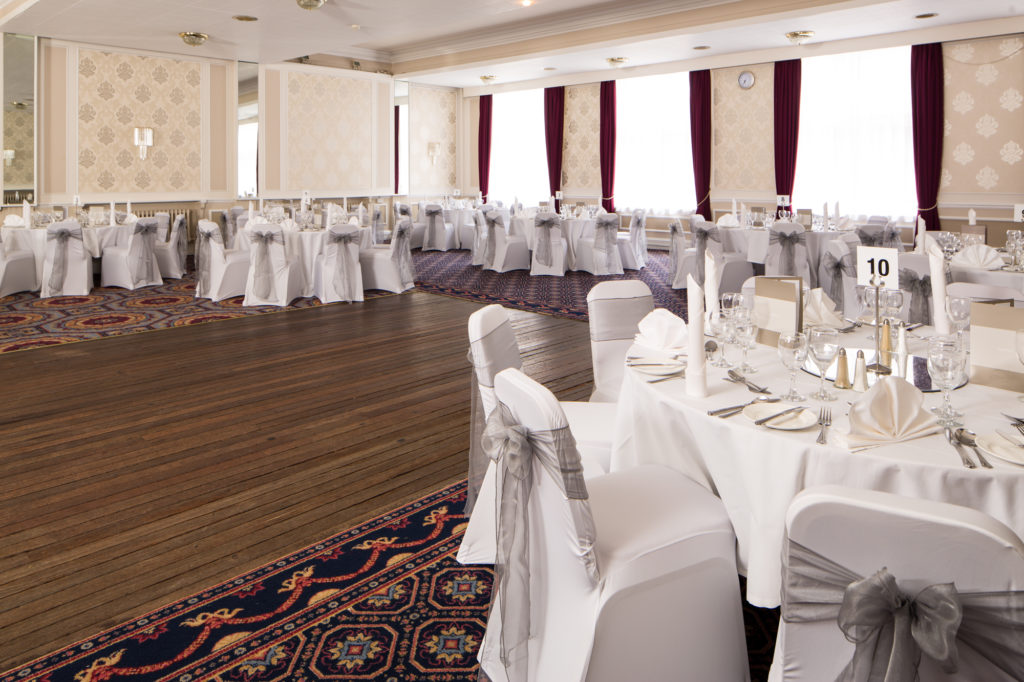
top-left (815, 407), bottom-right (831, 445)
top-left (1016, 423), bottom-right (1024, 440)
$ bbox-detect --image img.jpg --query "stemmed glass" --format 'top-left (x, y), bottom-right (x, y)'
top-left (708, 310), bottom-right (734, 368)
top-left (883, 289), bottom-right (904, 324)
top-left (778, 332), bottom-right (808, 402)
top-left (946, 296), bottom-right (971, 350)
top-left (734, 315), bottom-right (759, 375)
top-left (927, 337), bottom-right (966, 427)
top-left (808, 327), bottom-right (840, 401)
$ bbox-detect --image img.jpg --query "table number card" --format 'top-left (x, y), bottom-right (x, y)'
top-left (856, 246), bottom-right (899, 290)
top-left (970, 302), bottom-right (1024, 391)
top-left (754, 276), bottom-right (803, 345)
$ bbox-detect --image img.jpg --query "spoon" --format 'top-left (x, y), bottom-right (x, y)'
top-left (954, 428), bottom-right (994, 469)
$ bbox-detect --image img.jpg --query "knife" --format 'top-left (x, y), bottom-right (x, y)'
top-left (996, 429), bottom-right (1024, 448)
top-left (754, 406), bottom-right (805, 426)
top-left (1001, 413), bottom-right (1024, 424)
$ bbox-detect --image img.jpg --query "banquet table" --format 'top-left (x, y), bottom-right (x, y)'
top-left (610, 325), bottom-right (1024, 608)
top-left (1, 223), bottom-right (134, 284)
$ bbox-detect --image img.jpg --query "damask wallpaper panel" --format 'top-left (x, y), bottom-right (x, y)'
top-left (3, 108), bottom-right (34, 189)
top-left (940, 34), bottom-right (1024, 199)
top-left (711, 63), bottom-right (775, 195)
top-left (77, 49), bottom-right (202, 194)
top-left (409, 84), bottom-right (457, 195)
top-left (561, 83), bottom-right (601, 197)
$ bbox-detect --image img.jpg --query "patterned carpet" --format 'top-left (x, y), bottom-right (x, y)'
top-left (0, 479), bottom-right (778, 682)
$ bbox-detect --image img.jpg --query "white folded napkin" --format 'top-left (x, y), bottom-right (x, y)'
top-left (951, 243), bottom-right (1003, 270)
top-left (926, 235), bottom-right (952, 334)
top-left (968, 208), bottom-right (977, 226)
top-left (804, 288), bottom-right (846, 328)
top-left (636, 308), bottom-right (688, 352)
top-left (704, 250), bottom-right (720, 321)
top-left (834, 217), bottom-right (853, 231)
top-left (348, 216), bottom-right (360, 226)
top-left (840, 376), bottom-right (939, 450)
top-left (686, 275), bottom-right (707, 398)
top-left (3, 214), bottom-right (25, 227)
top-left (717, 213), bottom-right (740, 228)
top-left (914, 217), bottom-right (927, 253)
top-left (280, 218), bottom-right (298, 231)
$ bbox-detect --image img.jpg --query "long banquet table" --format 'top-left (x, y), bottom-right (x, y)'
top-left (610, 325), bottom-right (1024, 608)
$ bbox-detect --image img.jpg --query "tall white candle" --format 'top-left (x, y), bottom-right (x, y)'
top-left (731, 198), bottom-right (737, 216)
top-left (834, 201), bottom-right (840, 219)
top-left (22, 199), bottom-right (30, 226)
top-left (823, 202), bottom-right (829, 225)
top-left (109, 201), bottom-right (115, 222)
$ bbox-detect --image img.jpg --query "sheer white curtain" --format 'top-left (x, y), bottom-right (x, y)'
top-left (616, 72), bottom-right (695, 214)
top-left (488, 88), bottom-right (549, 206)
top-left (794, 46), bottom-right (916, 218)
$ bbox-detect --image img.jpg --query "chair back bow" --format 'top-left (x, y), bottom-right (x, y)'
top-left (820, 250), bottom-right (856, 310)
top-left (173, 215), bottom-right (187, 265)
top-left (128, 218), bottom-right (159, 285)
top-left (882, 227), bottom-right (904, 251)
top-left (194, 228), bottom-right (216, 295)
top-left (594, 214), bottom-right (618, 254)
top-left (424, 205), bottom-right (443, 249)
top-left (249, 229), bottom-right (284, 300)
top-left (484, 211), bottom-right (504, 267)
top-left (391, 220), bottom-right (415, 288)
top-left (898, 268), bottom-right (932, 325)
top-left (397, 203), bottom-right (411, 218)
top-left (769, 229), bottom-right (807, 277)
top-left (857, 227), bottom-right (885, 248)
top-left (46, 224), bottom-right (83, 293)
top-left (533, 213), bottom-right (560, 267)
top-left (693, 222), bottom-right (721, 285)
top-left (327, 230), bottom-right (360, 300)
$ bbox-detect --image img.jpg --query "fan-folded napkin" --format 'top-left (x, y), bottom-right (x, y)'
top-left (3, 214), bottom-right (25, 227)
top-left (635, 308), bottom-right (688, 352)
top-left (804, 288), bottom-right (846, 328)
top-left (717, 213), bottom-right (740, 228)
top-left (951, 243), bottom-right (1003, 270)
top-left (840, 376), bottom-right (939, 450)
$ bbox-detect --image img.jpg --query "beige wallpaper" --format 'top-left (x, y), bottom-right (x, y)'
top-left (561, 83), bottom-right (601, 196)
top-left (940, 34), bottom-right (1024, 197)
top-left (409, 84), bottom-right (456, 194)
top-left (286, 71), bottom-right (373, 191)
top-left (3, 107), bottom-right (33, 188)
top-left (77, 49), bottom-right (201, 194)
top-left (711, 64), bottom-right (775, 194)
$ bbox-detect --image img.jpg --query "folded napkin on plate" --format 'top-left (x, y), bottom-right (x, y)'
top-left (804, 288), bottom-right (846, 328)
top-left (635, 308), bottom-right (688, 352)
top-left (3, 214), bottom-right (25, 227)
top-left (717, 213), bottom-right (740, 228)
top-left (840, 376), bottom-right (939, 450)
top-left (834, 217), bottom-right (853, 231)
top-left (951, 243), bottom-right (1003, 270)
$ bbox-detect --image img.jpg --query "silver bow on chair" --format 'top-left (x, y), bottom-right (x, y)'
top-left (668, 220), bottom-right (685, 275)
top-left (594, 214), bottom-right (619, 254)
top-left (391, 220), bottom-right (415, 288)
top-left (46, 225), bottom-right (83, 294)
top-left (882, 227), bottom-right (904, 251)
top-left (424, 206), bottom-right (443, 250)
top-left (782, 539), bottom-right (1024, 682)
top-left (174, 215), bottom-right (188, 267)
top-left (194, 228), bottom-right (214, 296)
top-left (630, 209), bottom-right (648, 266)
top-left (857, 228), bottom-right (885, 248)
top-left (327, 230), bottom-right (360, 301)
top-left (533, 214), bottom-right (559, 267)
top-left (770, 229), bottom-right (807, 277)
top-left (484, 211), bottom-right (504, 268)
top-left (899, 268), bottom-right (932, 325)
top-left (692, 223), bottom-right (721, 286)
top-left (397, 203), bottom-right (411, 218)
top-left (128, 219), bottom-right (159, 285)
top-left (820, 251), bottom-right (856, 311)
top-left (249, 229), bottom-right (284, 300)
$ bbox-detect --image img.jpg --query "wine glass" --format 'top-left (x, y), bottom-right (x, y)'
top-left (778, 332), bottom-right (808, 402)
top-left (733, 316), bottom-right (759, 376)
top-left (720, 293), bottom-right (742, 315)
top-left (927, 337), bottom-right (966, 427)
top-left (946, 296), bottom-right (971, 349)
top-left (808, 327), bottom-right (840, 401)
top-left (708, 310), bottom-right (733, 368)
top-left (883, 289), bottom-right (904, 324)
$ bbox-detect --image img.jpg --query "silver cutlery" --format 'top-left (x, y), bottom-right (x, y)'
top-left (815, 407), bottom-right (832, 445)
top-left (996, 428), bottom-right (1024, 448)
top-left (647, 373), bottom-right (683, 383)
top-left (944, 428), bottom-right (976, 469)
top-left (628, 361), bottom-right (685, 367)
top-left (754, 406), bottom-right (806, 426)
top-left (1016, 423), bottom-right (1024, 440)
top-left (707, 395), bottom-right (779, 418)
top-left (954, 428), bottom-right (993, 468)
top-left (727, 369), bottom-right (771, 394)
top-left (1002, 413), bottom-right (1024, 424)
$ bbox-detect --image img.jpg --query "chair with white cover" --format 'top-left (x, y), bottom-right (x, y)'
top-left (154, 213), bottom-right (187, 279)
top-left (765, 222), bottom-right (811, 283)
top-left (667, 219), bottom-right (690, 289)
top-left (470, 211), bottom-right (488, 267)
top-left (410, 203), bottom-right (428, 249)
top-left (313, 225), bottom-right (363, 303)
top-left (817, 238), bottom-right (858, 317)
top-left (456, 209), bottom-right (477, 250)
top-left (0, 230), bottom-right (38, 297)
top-left (421, 203), bottom-right (456, 251)
top-left (677, 220), bottom-right (753, 292)
top-left (947, 282), bottom-right (1024, 307)
top-left (529, 213), bottom-right (567, 276)
top-left (101, 217), bottom-right (162, 290)
top-left (155, 212), bottom-right (171, 241)
top-left (769, 486), bottom-right (1024, 682)
top-left (574, 213), bottom-right (623, 275)
top-left (194, 219), bottom-right (248, 302)
top-left (586, 281), bottom-right (654, 403)
top-left (371, 205), bottom-right (389, 244)
top-left (478, 367), bottom-right (749, 682)
top-left (242, 223), bottom-right (304, 307)
top-left (618, 209), bottom-right (648, 270)
top-left (856, 222), bottom-right (904, 251)
top-left (41, 221), bottom-right (92, 298)
top-left (485, 211), bottom-right (530, 273)
top-left (359, 219), bottom-right (415, 293)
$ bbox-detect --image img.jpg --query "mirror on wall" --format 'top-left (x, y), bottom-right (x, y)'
top-left (395, 79), bottom-right (409, 197)
top-left (237, 61), bottom-right (258, 198)
top-left (3, 33), bottom-right (35, 205)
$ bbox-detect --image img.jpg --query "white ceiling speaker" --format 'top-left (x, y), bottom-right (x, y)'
top-left (297, 0), bottom-right (327, 9)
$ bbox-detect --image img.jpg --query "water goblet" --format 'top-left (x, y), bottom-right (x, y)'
top-left (720, 292), bottom-right (742, 315)
top-left (927, 337), bottom-right (966, 427)
top-left (946, 296), bottom-right (971, 348)
top-left (777, 332), bottom-right (808, 402)
top-left (882, 289), bottom-right (904, 324)
top-left (734, 318), bottom-right (759, 375)
top-left (708, 310), bottom-right (734, 368)
top-left (808, 327), bottom-right (840, 401)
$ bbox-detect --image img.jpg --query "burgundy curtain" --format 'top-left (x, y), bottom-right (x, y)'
top-left (689, 70), bottom-right (712, 220)
top-left (773, 59), bottom-right (802, 213)
top-left (478, 94), bottom-right (493, 203)
top-left (599, 80), bottom-right (616, 213)
top-left (393, 105), bottom-right (400, 195)
top-left (911, 43), bottom-right (944, 231)
top-left (544, 86), bottom-right (565, 212)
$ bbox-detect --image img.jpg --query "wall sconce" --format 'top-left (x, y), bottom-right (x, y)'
top-left (133, 127), bottom-right (153, 160)
top-left (427, 141), bottom-right (441, 166)
top-left (3, 149), bottom-right (14, 167)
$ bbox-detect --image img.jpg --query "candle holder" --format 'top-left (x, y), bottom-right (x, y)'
top-left (866, 275), bottom-right (891, 375)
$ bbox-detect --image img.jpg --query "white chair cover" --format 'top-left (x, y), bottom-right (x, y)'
top-left (358, 219), bottom-right (415, 293)
top-left (897, 252), bottom-right (950, 325)
top-left (766, 222), bottom-right (811, 282)
top-left (155, 212), bottom-right (171, 241)
top-left (529, 213), bottom-right (567, 276)
top-left (586, 280), bottom-right (655, 403)
top-left (624, 209), bottom-right (648, 269)
top-left (486, 211), bottom-right (530, 273)
top-left (314, 226), bottom-right (363, 303)
top-left (0, 229), bottom-right (38, 297)
top-left (591, 214), bottom-right (624, 275)
top-left (817, 239), bottom-right (858, 317)
top-left (194, 219), bottom-right (248, 301)
top-left (100, 218), bottom-right (162, 289)
top-left (668, 220), bottom-right (690, 289)
top-left (771, 486), bottom-right (1024, 682)
top-left (41, 220), bottom-right (91, 297)
top-left (856, 223), bottom-right (904, 251)
top-left (471, 211), bottom-right (488, 267)
top-left (422, 203), bottom-right (455, 251)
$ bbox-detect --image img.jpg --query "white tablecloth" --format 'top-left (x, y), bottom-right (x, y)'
top-left (1, 224), bottom-right (132, 283)
top-left (950, 263), bottom-right (1024, 296)
top-left (610, 326), bottom-right (1024, 608)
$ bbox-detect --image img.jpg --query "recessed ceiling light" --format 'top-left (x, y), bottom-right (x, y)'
top-left (520, 0), bottom-right (534, 6)
top-left (785, 30), bottom-right (814, 45)
top-left (543, 67), bottom-right (557, 71)
top-left (350, 24), bottom-right (360, 30)
top-left (480, 75), bottom-right (496, 83)
top-left (693, 45), bottom-right (711, 50)
top-left (232, 15), bottom-right (258, 22)
top-left (178, 31), bottom-right (208, 47)
top-left (915, 12), bottom-right (938, 19)
top-left (607, 57), bottom-right (628, 68)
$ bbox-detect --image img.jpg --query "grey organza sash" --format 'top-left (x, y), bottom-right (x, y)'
top-left (465, 321), bottom-right (523, 515)
top-left (472, 212), bottom-right (487, 263)
top-left (693, 223), bottom-right (721, 285)
top-left (397, 203), bottom-right (411, 219)
top-left (128, 219), bottom-right (159, 285)
top-left (899, 268), bottom-right (933, 325)
top-left (173, 215), bottom-right (187, 265)
top-left (194, 228), bottom-right (216, 295)
top-left (770, 229), bottom-right (807, 276)
top-left (391, 221), bottom-right (415, 288)
top-left (594, 215), bottom-right (618, 254)
top-left (46, 224), bottom-right (83, 293)
top-left (484, 211), bottom-right (504, 267)
top-left (857, 228), bottom-right (885, 248)
top-left (483, 403), bottom-right (598, 681)
top-left (883, 228), bottom-right (904, 251)
top-left (590, 295), bottom-right (654, 342)
top-left (630, 210), bottom-right (648, 265)
top-left (821, 251), bottom-right (856, 311)
top-left (249, 229), bottom-right (284, 300)
top-left (533, 214), bottom-right (559, 267)
top-left (782, 539), bottom-right (1024, 682)
top-left (327, 230), bottom-right (360, 300)
top-left (425, 206), bottom-right (443, 249)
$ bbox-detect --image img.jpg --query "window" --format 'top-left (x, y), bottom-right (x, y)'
top-left (793, 46), bottom-right (915, 218)
top-left (616, 72), bottom-right (695, 213)
top-left (487, 88), bottom-right (549, 206)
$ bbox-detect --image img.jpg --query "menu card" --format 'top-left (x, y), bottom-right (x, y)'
top-left (969, 302), bottom-right (1024, 391)
top-left (754, 276), bottom-right (803, 345)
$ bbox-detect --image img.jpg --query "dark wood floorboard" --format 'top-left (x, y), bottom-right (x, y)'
top-left (0, 291), bottom-right (593, 671)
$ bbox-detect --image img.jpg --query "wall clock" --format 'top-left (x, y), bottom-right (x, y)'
top-left (738, 71), bottom-right (755, 89)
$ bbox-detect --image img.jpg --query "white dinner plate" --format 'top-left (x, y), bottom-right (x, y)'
top-left (742, 403), bottom-right (818, 430)
top-left (976, 432), bottom-right (1024, 466)
top-left (629, 361), bottom-right (686, 377)
top-left (633, 334), bottom-right (686, 357)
